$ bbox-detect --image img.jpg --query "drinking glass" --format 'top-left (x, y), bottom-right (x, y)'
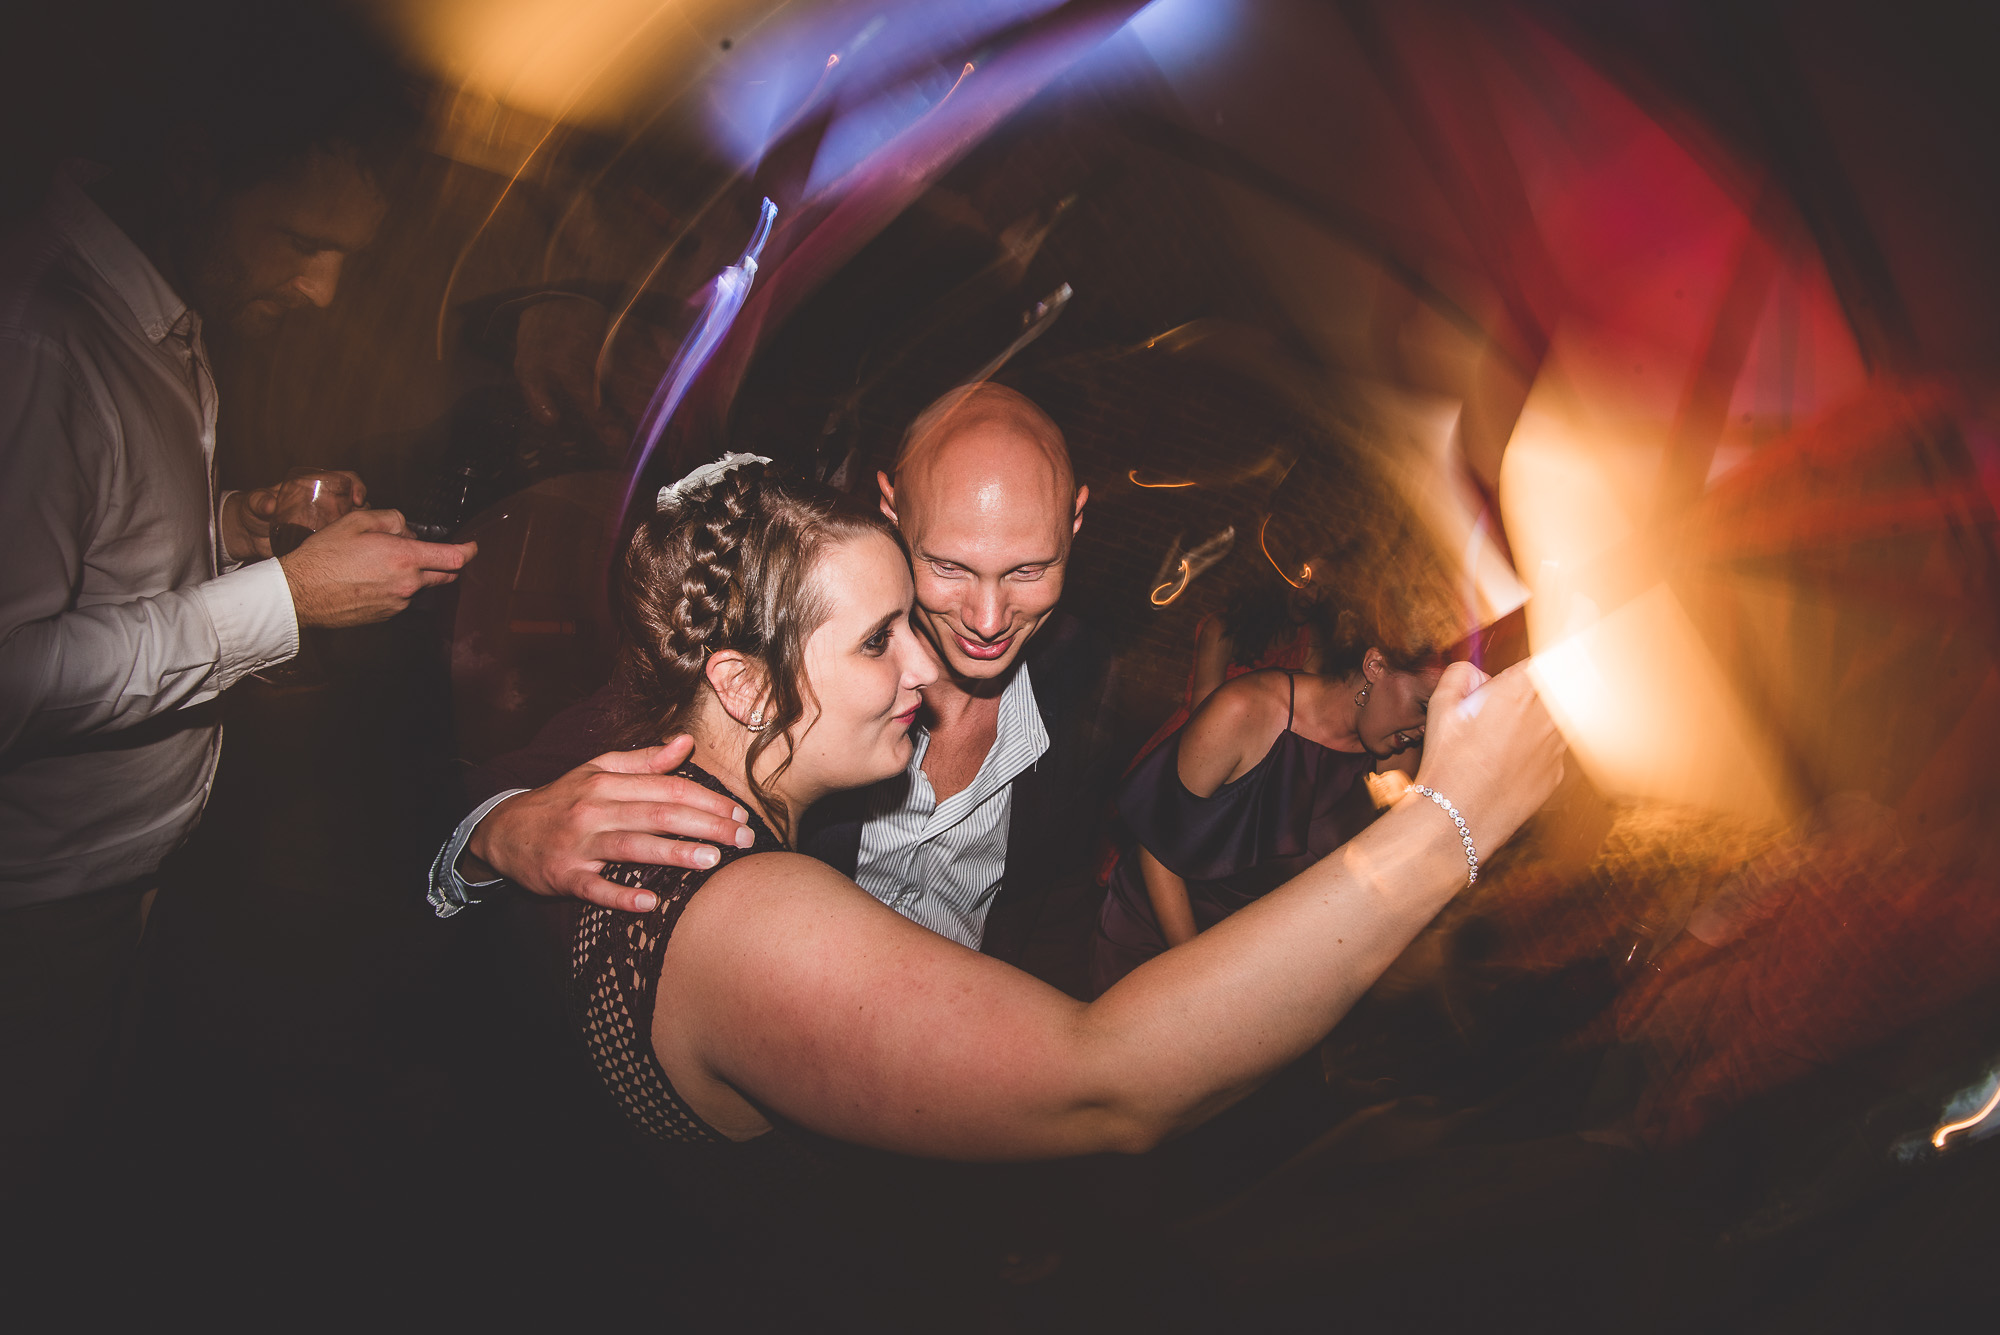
top-left (268, 470), bottom-right (361, 556)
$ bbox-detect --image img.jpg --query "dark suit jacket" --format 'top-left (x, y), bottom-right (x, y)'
top-left (459, 611), bottom-right (1116, 968)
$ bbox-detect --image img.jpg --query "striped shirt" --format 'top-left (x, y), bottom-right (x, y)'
top-left (851, 662), bottom-right (1049, 949)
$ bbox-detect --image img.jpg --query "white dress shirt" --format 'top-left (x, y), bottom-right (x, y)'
top-left (852, 662), bottom-right (1049, 949)
top-left (0, 165), bottom-right (299, 909)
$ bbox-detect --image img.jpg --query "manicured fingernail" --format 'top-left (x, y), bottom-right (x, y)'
top-left (694, 846), bottom-right (720, 868)
top-left (731, 805), bottom-right (747, 822)
top-left (735, 827), bottom-right (755, 848)
top-left (634, 892), bottom-right (658, 911)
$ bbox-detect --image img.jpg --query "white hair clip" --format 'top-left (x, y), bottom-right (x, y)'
top-left (655, 452), bottom-right (773, 511)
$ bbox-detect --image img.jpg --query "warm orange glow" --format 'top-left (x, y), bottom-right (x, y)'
top-left (423, 0), bottom-right (711, 356)
top-left (377, 0), bottom-right (747, 126)
top-left (1129, 470), bottom-right (1196, 489)
top-left (1502, 348), bottom-right (1785, 820)
top-left (1932, 1076), bottom-right (2000, 1150)
top-left (1151, 558), bottom-right (1192, 606)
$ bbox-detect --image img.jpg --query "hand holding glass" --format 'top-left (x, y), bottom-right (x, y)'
top-left (268, 470), bottom-right (364, 556)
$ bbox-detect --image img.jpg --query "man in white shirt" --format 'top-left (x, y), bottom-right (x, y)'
top-left (0, 14), bottom-right (477, 1180)
top-left (430, 383), bottom-right (1113, 970)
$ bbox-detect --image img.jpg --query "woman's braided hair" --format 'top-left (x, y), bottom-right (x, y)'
top-left (617, 459), bottom-right (902, 843)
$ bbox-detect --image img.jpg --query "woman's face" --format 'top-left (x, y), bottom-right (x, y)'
top-left (787, 532), bottom-right (939, 797)
top-left (1357, 653), bottom-right (1444, 758)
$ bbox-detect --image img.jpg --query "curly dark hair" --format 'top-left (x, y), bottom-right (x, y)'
top-left (1317, 597), bottom-right (1450, 680)
top-left (616, 461), bottom-right (903, 843)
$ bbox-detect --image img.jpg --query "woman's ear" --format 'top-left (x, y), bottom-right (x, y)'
top-left (1362, 648), bottom-right (1387, 682)
top-left (704, 650), bottom-right (771, 728)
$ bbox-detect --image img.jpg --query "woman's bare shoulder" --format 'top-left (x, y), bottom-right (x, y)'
top-left (1188, 669), bottom-right (1292, 736)
top-left (1178, 671), bottom-right (1294, 792)
top-left (694, 850), bottom-right (857, 906)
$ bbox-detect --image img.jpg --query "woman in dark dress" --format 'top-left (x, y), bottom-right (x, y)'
top-left (566, 453), bottom-right (1558, 1195)
top-left (1091, 616), bottom-right (1447, 994)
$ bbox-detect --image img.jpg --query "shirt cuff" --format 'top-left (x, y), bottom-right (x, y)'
top-left (196, 558), bottom-right (299, 691)
top-left (215, 490), bottom-right (245, 572)
top-left (427, 788), bottom-right (528, 918)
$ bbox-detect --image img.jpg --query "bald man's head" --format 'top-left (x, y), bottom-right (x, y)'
top-left (893, 382), bottom-right (1073, 489)
top-left (878, 383), bottom-right (1087, 683)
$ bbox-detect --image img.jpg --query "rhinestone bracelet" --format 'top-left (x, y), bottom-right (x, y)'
top-left (1410, 785), bottom-right (1479, 886)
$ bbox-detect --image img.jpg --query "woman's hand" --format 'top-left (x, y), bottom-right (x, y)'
top-left (1410, 661), bottom-right (1566, 855)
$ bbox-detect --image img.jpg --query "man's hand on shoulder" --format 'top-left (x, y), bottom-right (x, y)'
top-left (279, 508), bottom-right (478, 627)
top-left (464, 734), bottom-right (756, 913)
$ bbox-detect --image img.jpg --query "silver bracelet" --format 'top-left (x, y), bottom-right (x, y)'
top-left (1410, 785), bottom-right (1479, 886)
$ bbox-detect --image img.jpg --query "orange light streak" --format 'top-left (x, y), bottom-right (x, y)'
top-left (1931, 1075), bottom-right (2000, 1149)
top-left (1259, 514), bottom-right (1311, 588)
top-left (1151, 558), bottom-right (1192, 606)
top-left (1129, 469), bottom-right (1195, 488)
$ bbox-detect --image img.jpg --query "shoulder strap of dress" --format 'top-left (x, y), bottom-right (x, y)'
top-left (1286, 670), bottom-right (1297, 729)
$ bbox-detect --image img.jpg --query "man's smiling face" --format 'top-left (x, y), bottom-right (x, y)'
top-left (879, 390), bottom-right (1086, 684)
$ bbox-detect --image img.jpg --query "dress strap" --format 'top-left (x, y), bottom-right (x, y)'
top-left (1285, 670), bottom-right (1297, 729)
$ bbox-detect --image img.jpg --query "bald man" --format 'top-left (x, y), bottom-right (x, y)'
top-left (427, 383), bottom-right (1113, 973)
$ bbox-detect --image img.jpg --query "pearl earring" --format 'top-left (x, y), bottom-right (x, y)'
top-left (746, 709), bottom-right (767, 732)
top-left (1354, 684), bottom-right (1370, 709)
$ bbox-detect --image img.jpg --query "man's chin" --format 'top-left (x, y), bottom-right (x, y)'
top-left (945, 648), bottom-right (1022, 680)
top-left (229, 301), bottom-right (293, 337)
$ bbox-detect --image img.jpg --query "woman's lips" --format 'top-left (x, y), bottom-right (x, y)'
top-left (893, 704), bottom-right (922, 726)
top-left (952, 632), bottom-right (1013, 661)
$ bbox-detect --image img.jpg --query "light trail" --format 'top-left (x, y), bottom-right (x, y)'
top-left (1259, 513), bottom-right (1311, 587)
top-left (1129, 470), bottom-right (1195, 488)
top-left (596, 50), bottom-right (844, 388)
top-left (1151, 558), bottom-right (1192, 606)
top-left (432, 0), bottom-right (689, 358)
top-left (1931, 1073), bottom-right (2000, 1149)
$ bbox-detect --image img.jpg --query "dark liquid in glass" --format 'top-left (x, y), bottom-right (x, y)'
top-left (270, 523), bottom-right (315, 556)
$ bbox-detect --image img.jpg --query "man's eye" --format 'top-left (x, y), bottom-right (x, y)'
top-left (1010, 567), bottom-right (1047, 582)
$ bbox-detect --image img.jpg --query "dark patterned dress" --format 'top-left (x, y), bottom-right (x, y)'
top-left (571, 762), bottom-right (780, 1146)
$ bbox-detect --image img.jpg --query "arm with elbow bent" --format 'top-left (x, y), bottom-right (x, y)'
top-left (451, 733), bottom-right (757, 914)
top-left (1138, 847), bottom-right (1198, 948)
top-left (0, 338), bottom-right (286, 751)
top-left (1127, 673), bottom-right (1286, 950)
top-left (660, 661), bottom-right (1565, 1160)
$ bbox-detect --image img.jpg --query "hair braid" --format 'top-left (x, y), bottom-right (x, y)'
top-left (668, 463), bottom-right (764, 670)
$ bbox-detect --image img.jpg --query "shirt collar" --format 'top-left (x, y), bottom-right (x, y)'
top-left (996, 660), bottom-right (1049, 760)
top-left (902, 660), bottom-right (1049, 791)
top-left (47, 160), bottom-right (193, 346)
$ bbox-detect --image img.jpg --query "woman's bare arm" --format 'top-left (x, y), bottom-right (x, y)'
top-left (1138, 847), bottom-right (1199, 947)
top-left (658, 662), bottom-right (1562, 1161)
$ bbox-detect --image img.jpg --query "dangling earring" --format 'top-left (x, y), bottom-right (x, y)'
top-left (1354, 684), bottom-right (1370, 709)
top-left (746, 709), bottom-right (768, 733)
